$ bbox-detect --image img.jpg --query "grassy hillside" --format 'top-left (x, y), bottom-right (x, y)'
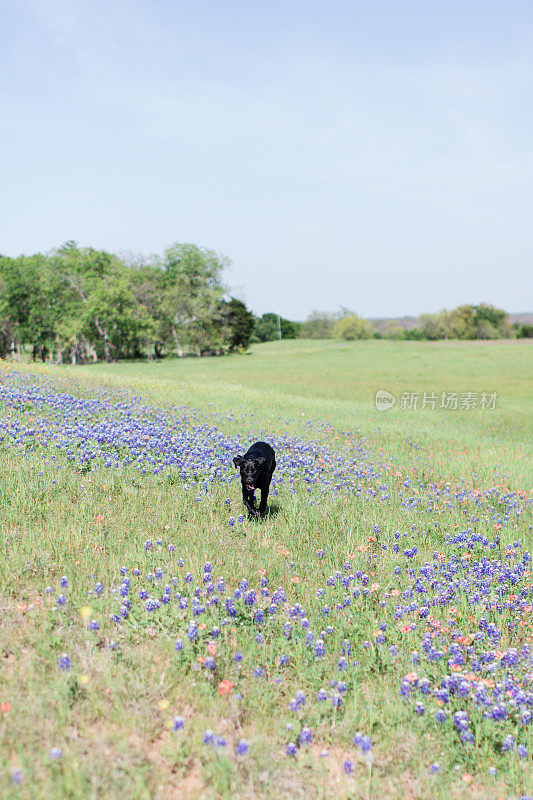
top-left (0, 341), bottom-right (531, 800)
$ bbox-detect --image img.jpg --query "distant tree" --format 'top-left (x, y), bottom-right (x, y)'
top-left (332, 314), bottom-right (373, 341)
top-left (52, 242), bottom-right (148, 362)
top-left (253, 315), bottom-right (278, 342)
top-left (253, 313), bottom-right (300, 342)
top-left (223, 298), bottom-right (255, 350)
top-left (129, 263), bottom-right (167, 357)
top-left (262, 313), bottom-right (300, 339)
top-left (0, 262), bottom-right (14, 357)
top-left (418, 304), bottom-right (512, 341)
top-left (419, 311), bottom-right (453, 340)
top-left (160, 243), bottom-right (229, 356)
top-left (0, 252), bottom-right (71, 361)
top-left (382, 322), bottom-right (424, 340)
top-left (474, 303), bottom-right (512, 338)
top-left (449, 305), bottom-right (477, 339)
top-left (404, 327), bottom-right (424, 341)
top-left (302, 310), bottom-right (338, 339)
top-left (517, 324), bottom-right (533, 338)
top-left (383, 322), bottom-right (406, 340)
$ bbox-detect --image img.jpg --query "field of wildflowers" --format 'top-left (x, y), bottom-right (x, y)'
top-left (0, 341), bottom-right (531, 799)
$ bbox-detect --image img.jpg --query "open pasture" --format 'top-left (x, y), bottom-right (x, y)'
top-left (0, 340), bottom-right (532, 799)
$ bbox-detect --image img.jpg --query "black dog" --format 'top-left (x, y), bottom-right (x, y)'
top-left (233, 441), bottom-right (276, 517)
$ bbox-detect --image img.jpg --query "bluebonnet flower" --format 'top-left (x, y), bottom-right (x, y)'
top-left (58, 654), bottom-right (71, 671)
top-left (289, 690), bottom-right (306, 711)
top-left (314, 639), bottom-right (325, 658)
top-left (10, 768), bottom-right (24, 785)
top-left (299, 727), bottom-right (312, 746)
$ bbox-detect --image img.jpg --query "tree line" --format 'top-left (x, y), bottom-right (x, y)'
top-left (297, 305), bottom-right (531, 341)
top-left (0, 241), bottom-right (530, 363)
top-left (0, 241), bottom-right (259, 362)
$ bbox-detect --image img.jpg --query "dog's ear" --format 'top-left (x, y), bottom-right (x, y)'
top-left (233, 455), bottom-right (243, 468)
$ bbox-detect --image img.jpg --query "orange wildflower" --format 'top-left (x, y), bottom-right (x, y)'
top-left (218, 679), bottom-right (234, 696)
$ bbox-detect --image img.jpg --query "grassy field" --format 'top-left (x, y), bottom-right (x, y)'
top-left (0, 340), bottom-right (532, 800)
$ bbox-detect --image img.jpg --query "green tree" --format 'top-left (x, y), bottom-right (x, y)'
top-left (449, 305), bottom-right (476, 339)
top-left (474, 304), bottom-right (512, 338)
top-left (332, 314), bottom-right (373, 340)
top-left (222, 298), bottom-right (255, 351)
top-left (419, 311), bottom-right (453, 340)
top-left (160, 243), bottom-right (229, 356)
top-left (129, 263), bottom-right (167, 358)
top-left (52, 243), bottom-right (130, 362)
top-left (253, 315), bottom-right (278, 342)
top-left (383, 322), bottom-right (407, 340)
top-left (517, 324), bottom-right (533, 338)
top-left (259, 312), bottom-right (300, 339)
top-left (301, 310), bottom-right (338, 339)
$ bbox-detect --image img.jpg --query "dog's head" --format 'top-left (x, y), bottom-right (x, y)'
top-left (233, 455), bottom-right (265, 490)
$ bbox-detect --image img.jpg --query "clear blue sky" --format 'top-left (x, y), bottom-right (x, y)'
top-left (1, 0), bottom-right (532, 319)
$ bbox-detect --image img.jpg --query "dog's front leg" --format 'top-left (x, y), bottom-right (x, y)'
top-left (259, 483), bottom-right (270, 513)
top-left (243, 487), bottom-right (258, 517)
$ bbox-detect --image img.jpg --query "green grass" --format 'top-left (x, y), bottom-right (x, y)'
top-left (0, 340), bottom-right (532, 800)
